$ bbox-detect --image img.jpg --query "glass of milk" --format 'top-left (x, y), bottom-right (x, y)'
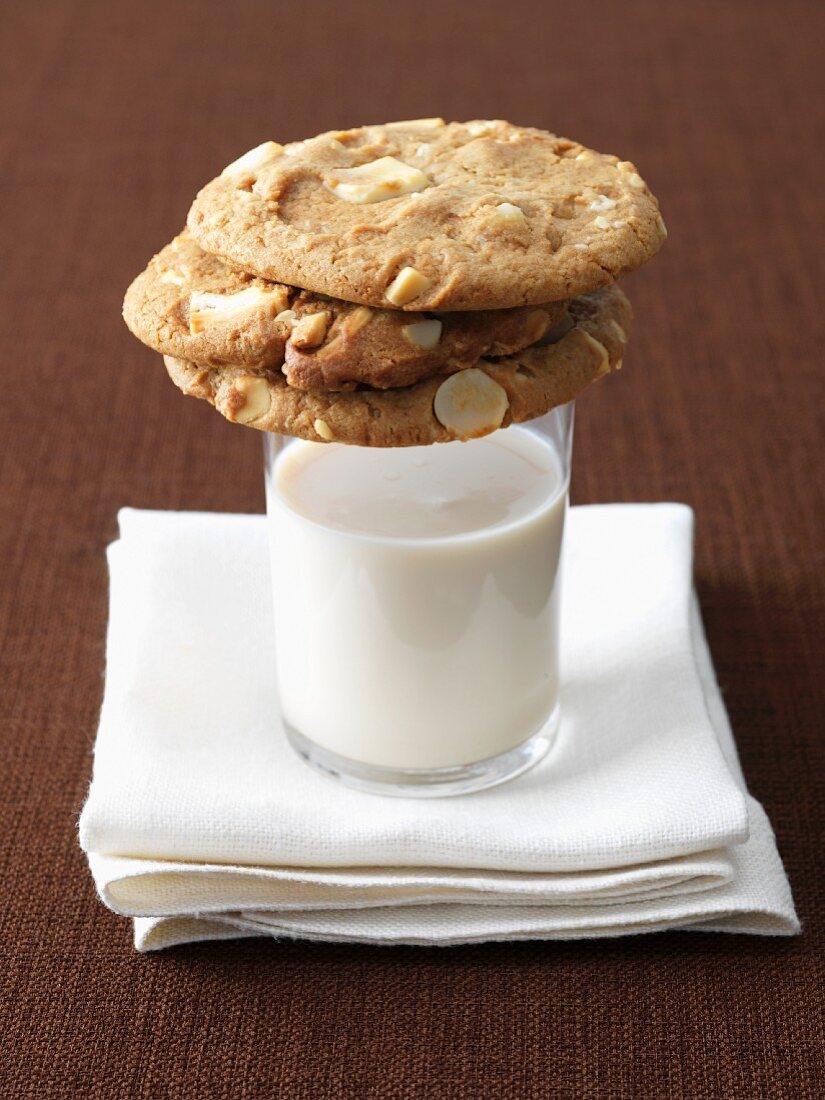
top-left (263, 404), bottom-right (573, 796)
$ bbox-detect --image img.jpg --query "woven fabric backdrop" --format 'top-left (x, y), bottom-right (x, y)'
top-left (1, 1), bottom-right (822, 1096)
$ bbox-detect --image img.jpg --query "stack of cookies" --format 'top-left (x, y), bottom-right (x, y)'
top-left (124, 119), bottom-right (665, 447)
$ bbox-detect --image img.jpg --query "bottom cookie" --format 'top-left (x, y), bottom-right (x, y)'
top-left (163, 286), bottom-right (631, 447)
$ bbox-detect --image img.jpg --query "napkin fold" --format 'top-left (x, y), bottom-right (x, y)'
top-left (79, 506), bottom-right (798, 950)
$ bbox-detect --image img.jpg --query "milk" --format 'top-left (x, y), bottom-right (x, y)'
top-left (265, 427), bottom-right (567, 771)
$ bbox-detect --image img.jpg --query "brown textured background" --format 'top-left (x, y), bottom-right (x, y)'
top-left (1, 1), bottom-right (823, 1096)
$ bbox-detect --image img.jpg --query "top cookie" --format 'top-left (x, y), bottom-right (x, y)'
top-left (187, 119), bottom-right (666, 312)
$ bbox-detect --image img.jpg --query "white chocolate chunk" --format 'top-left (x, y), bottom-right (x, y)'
top-left (231, 376), bottom-right (271, 423)
top-left (402, 319), bottom-right (442, 350)
top-left (275, 309), bottom-right (296, 325)
top-left (385, 267), bottom-right (432, 306)
top-left (578, 331), bottom-right (611, 376)
top-left (286, 135), bottom-right (344, 158)
top-left (495, 202), bottom-right (528, 226)
top-left (188, 286), bottom-right (287, 334)
top-left (593, 215), bottom-right (612, 229)
top-left (589, 195), bottom-right (617, 212)
top-left (291, 311), bottom-right (330, 349)
top-left (525, 310), bottom-right (550, 343)
top-left (325, 156), bottom-right (430, 204)
top-left (466, 120), bottom-right (497, 137)
top-left (221, 141), bottom-right (282, 178)
top-left (342, 306), bottom-right (374, 337)
top-left (433, 369), bottom-right (509, 440)
top-left (384, 118), bottom-right (445, 131)
top-left (314, 418), bottom-right (334, 441)
top-left (618, 161), bottom-right (646, 190)
top-left (160, 268), bottom-right (187, 286)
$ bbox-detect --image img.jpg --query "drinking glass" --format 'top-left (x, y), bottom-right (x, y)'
top-left (263, 402), bottom-right (573, 797)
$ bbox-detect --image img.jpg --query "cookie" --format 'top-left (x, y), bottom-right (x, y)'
top-left (163, 285), bottom-right (631, 448)
top-left (123, 231), bottom-right (569, 391)
top-left (187, 119), bottom-right (665, 312)
top-left (123, 231), bottom-right (290, 370)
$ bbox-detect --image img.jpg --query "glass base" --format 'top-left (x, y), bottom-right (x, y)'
top-left (283, 706), bottom-right (559, 798)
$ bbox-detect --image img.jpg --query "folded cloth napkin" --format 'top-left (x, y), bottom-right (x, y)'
top-left (78, 506), bottom-right (798, 951)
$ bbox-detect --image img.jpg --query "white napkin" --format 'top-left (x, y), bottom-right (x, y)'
top-left (78, 506), bottom-right (798, 950)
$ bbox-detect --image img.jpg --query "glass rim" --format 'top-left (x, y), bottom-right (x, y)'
top-left (263, 406), bottom-right (574, 549)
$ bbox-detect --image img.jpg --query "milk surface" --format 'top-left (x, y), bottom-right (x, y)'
top-left (266, 428), bottom-right (567, 770)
